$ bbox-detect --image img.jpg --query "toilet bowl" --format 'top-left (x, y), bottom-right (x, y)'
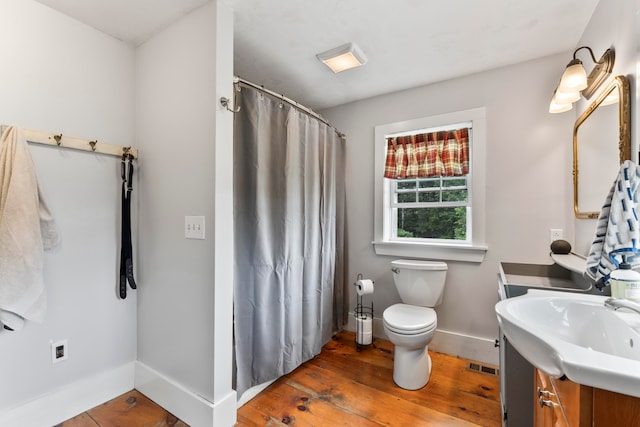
top-left (383, 259), bottom-right (447, 390)
top-left (383, 303), bottom-right (437, 390)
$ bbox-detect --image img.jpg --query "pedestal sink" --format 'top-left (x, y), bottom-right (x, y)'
top-left (495, 290), bottom-right (640, 398)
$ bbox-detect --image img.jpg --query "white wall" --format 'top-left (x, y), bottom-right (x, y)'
top-left (0, 1), bottom-right (237, 425)
top-left (0, 0), bottom-right (136, 420)
top-left (572, 0), bottom-right (638, 254)
top-left (135, 1), bottom-right (236, 425)
top-left (322, 53), bottom-right (576, 364)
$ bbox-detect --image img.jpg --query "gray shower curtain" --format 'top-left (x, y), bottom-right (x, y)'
top-left (233, 82), bottom-right (346, 397)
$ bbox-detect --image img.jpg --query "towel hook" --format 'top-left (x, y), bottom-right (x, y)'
top-left (122, 146), bottom-right (132, 159)
top-left (89, 140), bottom-right (97, 151)
top-left (220, 97), bottom-right (240, 113)
top-left (53, 134), bottom-right (62, 146)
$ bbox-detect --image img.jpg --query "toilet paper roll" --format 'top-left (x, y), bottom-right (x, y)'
top-left (356, 314), bottom-right (373, 345)
top-left (356, 313), bottom-right (373, 345)
top-left (356, 330), bottom-right (373, 345)
top-left (356, 314), bottom-right (372, 335)
top-left (356, 279), bottom-right (374, 296)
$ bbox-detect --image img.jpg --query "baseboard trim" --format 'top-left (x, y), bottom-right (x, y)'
top-left (134, 361), bottom-right (237, 427)
top-left (0, 362), bottom-right (134, 427)
top-left (346, 312), bottom-right (498, 366)
top-left (237, 379), bottom-right (275, 408)
top-left (430, 329), bottom-right (498, 366)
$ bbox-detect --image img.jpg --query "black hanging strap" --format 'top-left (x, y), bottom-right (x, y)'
top-left (119, 152), bottom-right (136, 299)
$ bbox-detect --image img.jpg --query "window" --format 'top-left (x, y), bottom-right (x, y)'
top-left (392, 176), bottom-right (470, 241)
top-left (373, 108), bottom-right (487, 262)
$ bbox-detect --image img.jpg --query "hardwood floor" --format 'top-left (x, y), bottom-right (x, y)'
top-left (236, 331), bottom-right (501, 426)
top-left (61, 331), bottom-right (501, 426)
top-left (57, 389), bottom-right (188, 427)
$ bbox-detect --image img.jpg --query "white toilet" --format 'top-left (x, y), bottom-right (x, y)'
top-left (383, 259), bottom-right (448, 390)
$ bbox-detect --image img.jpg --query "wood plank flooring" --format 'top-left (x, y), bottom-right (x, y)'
top-left (236, 331), bottom-right (501, 426)
top-left (57, 389), bottom-right (188, 426)
top-left (61, 331), bottom-right (501, 426)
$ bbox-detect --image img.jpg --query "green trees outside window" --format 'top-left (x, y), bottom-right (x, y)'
top-left (393, 177), bottom-right (468, 240)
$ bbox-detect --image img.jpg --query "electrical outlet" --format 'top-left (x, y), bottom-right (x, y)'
top-left (550, 228), bottom-right (563, 243)
top-left (185, 216), bottom-right (205, 239)
top-left (51, 339), bottom-right (68, 364)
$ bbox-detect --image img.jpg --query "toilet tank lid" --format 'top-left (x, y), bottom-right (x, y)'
top-left (391, 259), bottom-right (447, 271)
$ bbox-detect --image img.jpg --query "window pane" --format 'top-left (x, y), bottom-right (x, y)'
top-left (396, 207), bottom-right (467, 240)
top-left (443, 178), bottom-right (466, 187)
top-left (419, 179), bottom-right (440, 188)
top-left (418, 191), bottom-right (440, 203)
top-left (442, 189), bottom-right (468, 202)
top-left (397, 192), bottom-right (416, 203)
top-left (396, 180), bottom-right (416, 190)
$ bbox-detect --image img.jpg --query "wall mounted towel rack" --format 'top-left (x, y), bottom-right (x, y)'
top-left (19, 127), bottom-right (138, 159)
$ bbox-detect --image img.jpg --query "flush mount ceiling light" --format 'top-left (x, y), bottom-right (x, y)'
top-left (549, 46), bottom-right (615, 114)
top-left (316, 42), bottom-right (368, 73)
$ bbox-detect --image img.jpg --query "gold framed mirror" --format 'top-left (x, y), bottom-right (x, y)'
top-left (573, 75), bottom-right (631, 219)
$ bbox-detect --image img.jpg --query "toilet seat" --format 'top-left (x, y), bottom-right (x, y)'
top-left (383, 303), bottom-right (437, 335)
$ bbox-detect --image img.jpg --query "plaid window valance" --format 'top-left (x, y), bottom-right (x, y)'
top-left (383, 127), bottom-right (470, 179)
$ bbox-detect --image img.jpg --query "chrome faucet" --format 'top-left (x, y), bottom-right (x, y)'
top-left (604, 298), bottom-right (640, 315)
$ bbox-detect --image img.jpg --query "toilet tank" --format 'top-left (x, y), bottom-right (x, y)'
top-left (391, 259), bottom-right (448, 307)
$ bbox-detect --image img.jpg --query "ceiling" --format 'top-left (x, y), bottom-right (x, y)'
top-left (34, 0), bottom-right (600, 111)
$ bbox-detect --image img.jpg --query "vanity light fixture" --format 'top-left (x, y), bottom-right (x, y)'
top-left (549, 89), bottom-right (573, 114)
top-left (549, 46), bottom-right (615, 114)
top-left (316, 42), bottom-right (368, 73)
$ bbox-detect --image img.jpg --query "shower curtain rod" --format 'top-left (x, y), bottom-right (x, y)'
top-left (234, 77), bottom-right (345, 139)
top-left (15, 126), bottom-right (138, 159)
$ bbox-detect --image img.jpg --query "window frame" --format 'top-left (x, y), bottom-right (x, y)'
top-left (373, 108), bottom-right (488, 263)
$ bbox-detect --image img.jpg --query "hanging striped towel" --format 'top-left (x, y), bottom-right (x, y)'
top-left (586, 160), bottom-right (640, 287)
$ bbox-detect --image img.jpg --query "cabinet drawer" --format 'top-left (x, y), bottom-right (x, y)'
top-left (551, 375), bottom-right (592, 426)
top-left (535, 369), bottom-right (567, 427)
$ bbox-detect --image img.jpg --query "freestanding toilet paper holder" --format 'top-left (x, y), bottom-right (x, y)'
top-left (353, 273), bottom-right (374, 351)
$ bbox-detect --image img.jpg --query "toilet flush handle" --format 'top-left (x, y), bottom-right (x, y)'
top-left (391, 267), bottom-right (400, 274)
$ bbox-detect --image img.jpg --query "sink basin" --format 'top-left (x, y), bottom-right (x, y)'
top-left (495, 290), bottom-right (640, 397)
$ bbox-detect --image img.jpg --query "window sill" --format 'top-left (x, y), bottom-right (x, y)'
top-left (372, 240), bottom-right (488, 263)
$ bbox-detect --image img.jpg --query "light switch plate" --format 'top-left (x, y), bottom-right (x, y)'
top-left (185, 216), bottom-right (205, 239)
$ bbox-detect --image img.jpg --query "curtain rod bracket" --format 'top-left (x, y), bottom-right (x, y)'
top-left (220, 97), bottom-right (240, 113)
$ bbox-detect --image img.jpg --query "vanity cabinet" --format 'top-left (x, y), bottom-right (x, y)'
top-left (533, 368), bottom-right (560, 426)
top-left (534, 369), bottom-right (590, 426)
top-left (534, 368), bottom-right (640, 426)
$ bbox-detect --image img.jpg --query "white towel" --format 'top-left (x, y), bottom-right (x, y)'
top-left (0, 126), bottom-right (60, 330)
top-left (586, 160), bottom-right (640, 286)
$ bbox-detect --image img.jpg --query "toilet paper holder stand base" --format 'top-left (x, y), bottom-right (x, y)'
top-left (353, 273), bottom-right (374, 351)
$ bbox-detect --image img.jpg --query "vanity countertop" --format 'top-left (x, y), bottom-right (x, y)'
top-left (550, 252), bottom-right (587, 274)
